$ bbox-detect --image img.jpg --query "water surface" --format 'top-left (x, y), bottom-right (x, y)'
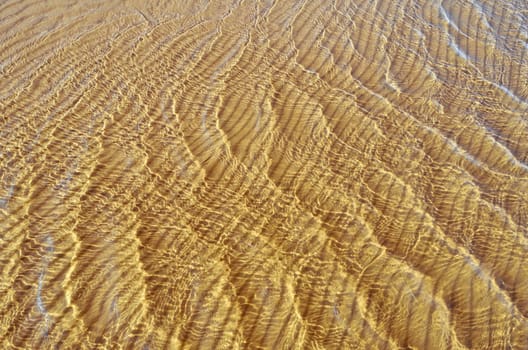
top-left (1, 0), bottom-right (528, 348)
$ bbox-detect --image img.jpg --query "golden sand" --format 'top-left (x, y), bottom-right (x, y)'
top-left (1, 0), bottom-right (528, 348)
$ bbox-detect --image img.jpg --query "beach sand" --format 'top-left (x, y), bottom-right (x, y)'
top-left (1, 0), bottom-right (528, 348)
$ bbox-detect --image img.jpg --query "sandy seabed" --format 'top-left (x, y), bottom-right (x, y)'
top-left (1, 0), bottom-right (528, 349)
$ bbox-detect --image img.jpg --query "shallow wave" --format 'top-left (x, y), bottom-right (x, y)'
top-left (1, 0), bottom-right (527, 349)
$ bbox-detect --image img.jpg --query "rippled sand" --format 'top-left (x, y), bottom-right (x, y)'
top-left (1, 0), bottom-right (528, 349)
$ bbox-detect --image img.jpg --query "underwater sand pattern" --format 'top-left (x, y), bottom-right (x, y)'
top-left (1, 0), bottom-right (528, 348)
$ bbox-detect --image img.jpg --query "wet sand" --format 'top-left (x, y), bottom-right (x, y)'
top-left (1, 0), bottom-right (528, 348)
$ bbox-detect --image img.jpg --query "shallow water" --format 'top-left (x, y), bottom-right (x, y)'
top-left (1, 0), bottom-right (528, 349)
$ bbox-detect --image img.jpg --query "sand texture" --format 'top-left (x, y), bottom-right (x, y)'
top-left (1, 0), bottom-right (528, 349)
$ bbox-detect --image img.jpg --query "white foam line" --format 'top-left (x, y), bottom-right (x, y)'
top-left (438, 2), bottom-right (476, 64)
top-left (0, 183), bottom-right (15, 209)
top-left (36, 235), bottom-right (54, 336)
top-left (493, 81), bottom-right (528, 106)
top-left (439, 3), bottom-right (469, 39)
top-left (449, 40), bottom-right (470, 61)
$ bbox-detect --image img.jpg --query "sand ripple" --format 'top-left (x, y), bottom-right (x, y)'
top-left (1, 0), bottom-right (528, 348)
